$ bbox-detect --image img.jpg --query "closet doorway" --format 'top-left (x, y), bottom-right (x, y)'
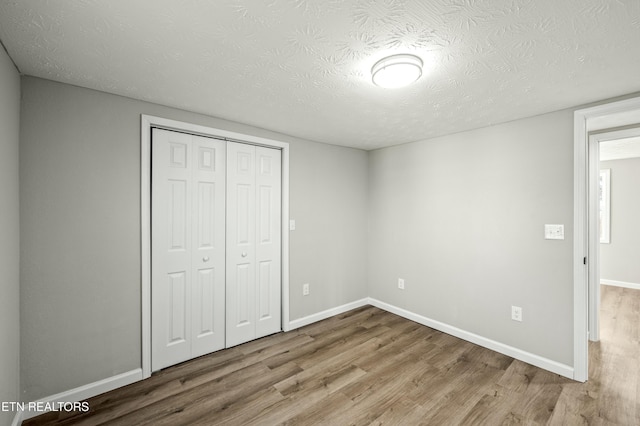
top-left (141, 116), bottom-right (290, 376)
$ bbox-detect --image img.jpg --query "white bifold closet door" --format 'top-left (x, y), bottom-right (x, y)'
top-left (226, 141), bottom-right (282, 347)
top-left (151, 129), bottom-right (281, 371)
top-left (151, 129), bottom-right (226, 371)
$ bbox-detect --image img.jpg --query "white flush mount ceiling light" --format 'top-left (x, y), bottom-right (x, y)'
top-left (371, 54), bottom-right (423, 89)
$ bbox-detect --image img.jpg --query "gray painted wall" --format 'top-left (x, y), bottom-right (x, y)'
top-left (289, 141), bottom-right (368, 319)
top-left (19, 76), bottom-right (368, 401)
top-left (600, 157), bottom-right (640, 284)
top-left (0, 48), bottom-right (20, 426)
top-left (368, 110), bottom-right (575, 366)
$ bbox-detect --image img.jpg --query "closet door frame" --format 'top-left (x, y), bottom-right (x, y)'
top-left (141, 115), bottom-right (290, 379)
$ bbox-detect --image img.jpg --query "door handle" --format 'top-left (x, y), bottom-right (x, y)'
top-left (241, 252), bottom-right (247, 257)
top-left (203, 256), bottom-right (210, 262)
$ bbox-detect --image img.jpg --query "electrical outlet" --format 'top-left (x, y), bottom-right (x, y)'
top-left (511, 306), bottom-right (523, 322)
top-left (398, 278), bottom-right (405, 290)
top-left (302, 283), bottom-right (310, 296)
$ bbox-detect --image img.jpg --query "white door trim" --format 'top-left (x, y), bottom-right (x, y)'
top-left (588, 127), bottom-right (640, 343)
top-left (141, 115), bottom-right (290, 379)
top-left (573, 96), bottom-right (640, 382)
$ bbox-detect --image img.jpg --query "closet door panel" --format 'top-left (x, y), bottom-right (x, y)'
top-left (190, 135), bottom-right (226, 358)
top-left (152, 130), bottom-right (226, 370)
top-left (255, 147), bottom-right (282, 338)
top-left (226, 142), bottom-right (257, 347)
top-left (151, 129), bottom-right (193, 371)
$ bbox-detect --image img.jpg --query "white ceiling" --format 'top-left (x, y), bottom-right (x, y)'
top-left (600, 136), bottom-right (640, 161)
top-left (1, 0), bottom-right (639, 150)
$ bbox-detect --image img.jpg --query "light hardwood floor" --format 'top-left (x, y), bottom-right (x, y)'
top-left (25, 285), bottom-right (639, 425)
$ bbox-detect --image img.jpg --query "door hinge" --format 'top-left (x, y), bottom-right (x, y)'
top-left (583, 257), bottom-right (587, 265)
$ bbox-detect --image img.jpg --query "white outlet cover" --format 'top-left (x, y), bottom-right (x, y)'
top-left (544, 224), bottom-right (564, 240)
top-left (289, 220), bottom-right (296, 231)
top-left (511, 306), bottom-right (523, 322)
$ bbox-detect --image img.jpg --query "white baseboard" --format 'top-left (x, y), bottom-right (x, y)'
top-left (11, 411), bottom-right (23, 426)
top-left (601, 279), bottom-right (640, 290)
top-left (367, 298), bottom-right (574, 380)
top-left (18, 368), bottom-right (143, 422)
top-left (287, 298), bottom-right (369, 330)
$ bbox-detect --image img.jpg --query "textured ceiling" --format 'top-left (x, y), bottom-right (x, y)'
top-left (1, 0), bottom-right (639, 150)
top-left (600, 136), bottom-right (640, 161)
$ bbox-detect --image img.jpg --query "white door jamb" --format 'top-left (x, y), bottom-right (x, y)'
top-left (573, 96), bottom-right (640, 382)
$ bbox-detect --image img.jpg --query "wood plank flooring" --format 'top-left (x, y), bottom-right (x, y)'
top-left (24, 285), bottom-right (640, 425)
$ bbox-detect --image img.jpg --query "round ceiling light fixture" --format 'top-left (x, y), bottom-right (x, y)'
top-left (371, 54), bottom-right (423, 89)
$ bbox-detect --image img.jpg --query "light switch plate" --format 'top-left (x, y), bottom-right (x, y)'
top-left (544, 224), bottom-right (564, 240)
top-left (289, 219), bottom-right (296, 231)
